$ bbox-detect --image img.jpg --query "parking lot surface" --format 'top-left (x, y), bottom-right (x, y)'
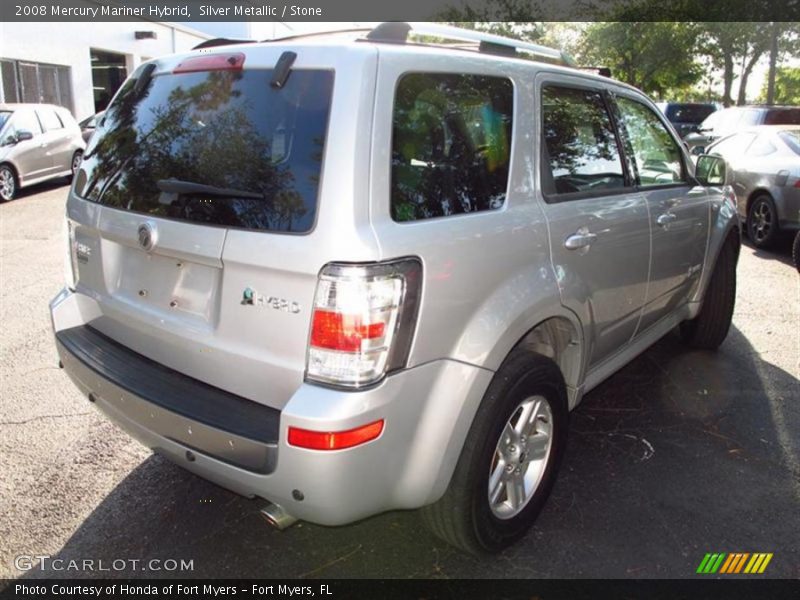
top-left (1, 182), bottom-right (798, 579)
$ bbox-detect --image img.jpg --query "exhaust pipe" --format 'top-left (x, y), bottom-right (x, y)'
top-left (260, 502), bottom-right (298, 531)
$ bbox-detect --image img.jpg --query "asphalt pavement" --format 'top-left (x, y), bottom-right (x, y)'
top-left (1, 181), bottom-right (798, 579)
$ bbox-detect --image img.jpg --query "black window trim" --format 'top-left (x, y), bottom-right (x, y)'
top-left (611, 91), bottom-right (694, 192)
top-left (389, 70), bottom-right (517, 223)
top-left (538, 80), bottom-right (636, 205)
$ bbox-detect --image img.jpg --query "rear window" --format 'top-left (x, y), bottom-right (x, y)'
top-left (38, 109), bottom-right (63, 131)
top-left (665, 104), bottom-right (716, 124)
top-left (765, 109), bottom-right (800, 125)
top-left (76, 65), bottom-right (334, 233)
top-left (391, 73), bottom-right (513, 222)
top-left (779, 130), bottom-right (800, 155)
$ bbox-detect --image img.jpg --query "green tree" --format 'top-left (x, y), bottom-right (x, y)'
top-left (577, 22), bottom-right (702, 99)
top-left (759, 67), bottom-right (800, 105)
top-left (438, 0), bottom-right (546, 41)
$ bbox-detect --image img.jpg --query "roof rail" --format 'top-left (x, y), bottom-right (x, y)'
top-left (193, 38), bottom-right (256, 50)
top-left (365, 22), bottom-right (576, 67)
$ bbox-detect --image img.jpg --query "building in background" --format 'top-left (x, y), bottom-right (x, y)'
top-left (0, 19), bottom-right (217, 120)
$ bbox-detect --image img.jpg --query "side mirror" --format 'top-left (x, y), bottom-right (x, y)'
top-left (695, 154), bottom-right (728, 186)
top-left (15, 130), bottom-right (34, 142)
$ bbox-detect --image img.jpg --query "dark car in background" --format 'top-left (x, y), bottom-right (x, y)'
top-left (706, 125), bottom-right (800, 248)
top-left (685, 105), bottom-right (800, 154)
top-left (657, 102), bottom-right (717, 139)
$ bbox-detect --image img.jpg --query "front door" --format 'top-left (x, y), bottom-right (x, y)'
top-left (612, 95), bottom-right (710, 334)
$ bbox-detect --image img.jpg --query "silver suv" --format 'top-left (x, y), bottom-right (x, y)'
top-left (50, 23), bottom-right (740, 554)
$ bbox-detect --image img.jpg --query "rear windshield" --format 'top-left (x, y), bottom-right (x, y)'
top-left (665, 104), bottom-right (716, 124)
top-left (75, 66), bottom-right (334, 233)
top-left (765, 109), bottom-right (800, 125)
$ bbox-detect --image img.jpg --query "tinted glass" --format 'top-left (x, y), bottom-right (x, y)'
top-left (708, 133), bottom-right (756, 158)
top-left (38, 109), bottom-right (63, 131)
top-left (76, 67), bottom-right (334, 233)
top-left (765, 109), bottom-right (800, 125)
top-left (778, 130), bottom-right (800, 155)
top-left (665, 104), bottom-right (716, 124)
top-left (391, 73), bottom-right (513, 222)
top-left (541, 86), bottom-right (625, 196)
top-left (616, 97), bottom-right (685, 186)
top-left (0, 111), bottom-right (11, 131)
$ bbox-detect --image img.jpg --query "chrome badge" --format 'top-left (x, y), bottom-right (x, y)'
top-left (137, 223), bottom-right (157, 252)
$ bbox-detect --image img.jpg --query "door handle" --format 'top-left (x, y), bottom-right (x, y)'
top-left (656, 213), bottom-right (677, 227)
top-left (564, 228), bottom-right (598, 251)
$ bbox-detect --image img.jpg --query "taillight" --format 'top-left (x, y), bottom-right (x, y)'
top-left (306, 258), bottom-right (422, 388)
top-left (173, 53), bottom-right (245, 74)
top-left (288, 420), bottom-right (385, 450)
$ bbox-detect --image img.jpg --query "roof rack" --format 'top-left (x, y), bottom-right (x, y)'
top-left (365, 22), bottom-right (576, 67)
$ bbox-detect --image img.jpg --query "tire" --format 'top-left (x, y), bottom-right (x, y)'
top-left (680, 236), bottom-right (737, 350)
top-left (70, 150), bottom-right (83, 180)
top-left (421, 350), bottom-right (568, 555)
top-left (793, 231), bottom-right (800, 274)
top-left (0, 164), bottom-right (17, 202)
top-left (747, 194), bottom-right (779, 248)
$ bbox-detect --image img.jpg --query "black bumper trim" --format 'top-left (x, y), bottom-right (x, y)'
top-left (55, 325), bottom-right (280, 445)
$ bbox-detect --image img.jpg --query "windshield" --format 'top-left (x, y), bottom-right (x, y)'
top-left (666, 104), bottom-right (716, 124)
top-left (75, 66), bottom-right (334, 233)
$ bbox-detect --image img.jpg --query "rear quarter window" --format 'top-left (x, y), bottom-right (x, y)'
top-left (391, 73), bottom-right (513, 222)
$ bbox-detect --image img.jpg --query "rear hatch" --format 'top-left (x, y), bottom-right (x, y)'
top-left (67, 44), bottom-right (376, 409)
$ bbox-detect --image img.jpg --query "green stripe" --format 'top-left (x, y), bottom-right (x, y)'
top-left (697, 554), bottom-right (713, 574)
top-left (709, 553), bottom-right (726, 573)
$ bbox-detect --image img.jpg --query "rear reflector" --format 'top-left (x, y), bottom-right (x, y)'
top-left (174, 53), bottom-right (245, 74)
top-left (287, 420), bottom-right (384, 451)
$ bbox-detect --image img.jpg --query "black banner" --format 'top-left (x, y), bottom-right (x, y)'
top-left (2, 0), bottom-right (799, 22)
top-left (3, 579), bottom-right (800, 600)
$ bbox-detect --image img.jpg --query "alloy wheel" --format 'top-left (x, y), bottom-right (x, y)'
top-left (488, 395), bottom-right (553, 519)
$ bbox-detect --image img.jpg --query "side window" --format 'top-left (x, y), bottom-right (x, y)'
top-left (747, 134), bottom-right (777, 157)
top-left (391, 73), bottom-right (513, 222)
top-left (37, 109), bottom-right (63, 132)
top-left (615, 97), bottom-right (685, 187)
top-left (709, 133), bottom-right (756, 158)
top-left (541, 85), bottom-right (626, 197)
top-left (8, 109), bottom-right (43, 138)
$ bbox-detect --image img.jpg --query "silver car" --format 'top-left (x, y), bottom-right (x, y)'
top-left (707, 125), bottom-right (800, 248)
top-left (50, 23), bottom-right (740, 554)
top-left (0, 103), bottom-right (85, 201)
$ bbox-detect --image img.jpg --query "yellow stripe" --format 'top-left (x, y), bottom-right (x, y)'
top-left (719, 554), bottom-right (736, 574)
top-left (758, 553), bottom-right (773, 573)
top-left (734, 553), bottom-right (749, 573)
top-left (744, 554), bottom-right (760, 573)
top-left (751, 553), bottom-right (767, 573)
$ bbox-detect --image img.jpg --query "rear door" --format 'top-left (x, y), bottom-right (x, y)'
top-left (612, 94), bottom-right (710, 333)
top-left (537, 77), bottom-right (650, 370)
top-left (36, 107), bottom-right (71, 174)
top-left (67, 47), bottom-right (362, 410)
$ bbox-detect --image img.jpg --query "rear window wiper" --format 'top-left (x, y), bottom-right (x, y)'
top-left (157, 179), bottom-right (264, 199)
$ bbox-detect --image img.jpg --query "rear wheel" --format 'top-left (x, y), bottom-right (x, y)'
top-left (793, 231), bottom-right (800, 274)
top-left (421, 350), bottom-right (568, 555)
top-left (680, 236), bottom-right (737, 350)
top-left (747, 194), bottom-right (779, 248)
top-left (0, 164), bottom-right (17, 201)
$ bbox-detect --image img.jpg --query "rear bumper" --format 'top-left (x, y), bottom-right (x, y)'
top-left (51, 288), bottom-right (493, 525)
